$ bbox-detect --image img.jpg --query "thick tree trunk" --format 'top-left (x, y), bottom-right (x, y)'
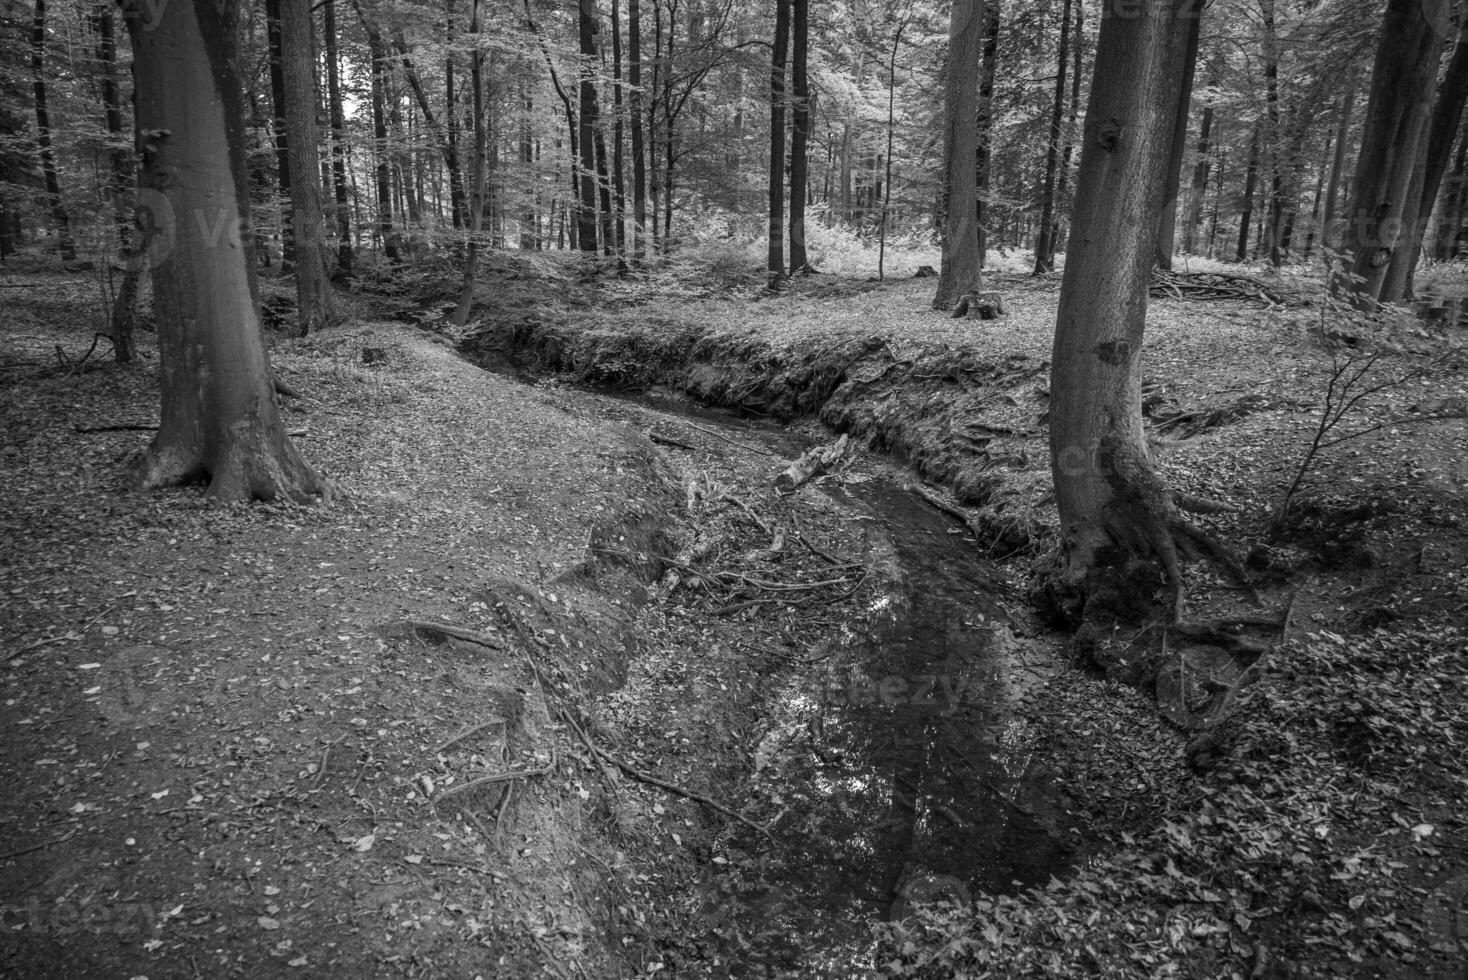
top-left (124, 0), bottom-right (325, 503)
top-left (1033, 0), bottom-right (1072, 275)
top-left (94, 6), bottom-right (135, 362)
top-left (1388, 20), bottom-right (1468, 297)
top-left (611, 0), bottom-right (628, 262)
top-left (933, 0), bottom-right (984, 309)
top-left (280, 0), bottom-right (333, 335)
top-left (1154, 9), bottom-right (1201, 270)
top-left (1341, 0), bottom-right (1447, 305)
top-left (577, 0), bottom-right (602, 253)
top-left (1439, 135), bottom-right (1468, 258)
top-left (31, 0), bottom-right (75, 262)
top-left (323, 0), bottom-right (353, 275)
top-left (768, 0), bottom-right (790, 280)
top-left (1048, 0), bottom-right (1194, 633)
top-left (788, 0), bottom-right (811, 275)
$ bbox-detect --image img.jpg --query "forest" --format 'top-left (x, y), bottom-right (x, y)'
top-left (0, 0), bottom-right (1466, 976)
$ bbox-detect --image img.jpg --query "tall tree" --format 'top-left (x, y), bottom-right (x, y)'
top-left (788, 0), bottom-right (811, 275)
top-left (932, 0), bottom-right (984, 310)
top-left (280, 0), bottom-right (333, 335)
top-left (264, 0), bottom-right (293, 266)
top-left (974, 4), bottom-right (1001, 267)
top-left (453, 0), bottom-right (486, 326)
top-left (1034, 0), bottom-right (1073, 275)
top-left (768, 0), bottom-right (791, 282)
top-left (1180, 96), bottom-right (1212, 255)
top-left (1046, 0), bottom-right (1197, 632)
top-left (628, 0), bottom-right (647, 259)
top-left (576, 0), bottom-right (603, 252)
top-left (1386, 18), bottom-right (1468, 297)
top-left (124, 0), bottom-right (326, 502)
top-left (365, 30), bottom-right (401, 262)
top-left (1154, 6), bottom-right (1202, 270)
top-left (30, 0), bottom-right (74, 261)
top-left (1236, 126), bottom-right (1260, 262)
top-left (95, 5), bottom-right (136, 362)
top-left (1340, 0), bottom-right (1447, 305)
top-left (323, 0), bottom-right (353, 275)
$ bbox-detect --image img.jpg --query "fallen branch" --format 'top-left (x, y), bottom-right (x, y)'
top-left (648, 431), bottom-right (697, 451)
top-left (910, 484), bottom-right (980, 542)
top-left (0, 828), bottom-right (76, 861)
top-left (2, 604), bottom-right (117, 662)
top-left (434, 752), bottom-right (555, 803)
top-left (775, 434), bottom-right (851, 493)
top-left (585, 740), bottom-right (774, 837)
top-left (433, 716), bottom-right (507, 754)
top-left (404, 619), bottom-right (505, 650)
top-left (680, 420), bottom-right (777, 457)
top-left (720, 493), bottom-right (772, 535)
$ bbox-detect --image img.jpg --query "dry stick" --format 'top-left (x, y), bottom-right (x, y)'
top-left (404, 619), bottom-right (504, 650)
top-left (586, 741), bottom-right (774, 837)
top-left (910, 484), bottom-right (980, 542)
top-left (433, 716), bottom-right (507, 754)
top-left (719, 493), bottom-right (772, 535)
top-left (434, 748), bottom-right (556, 803)
top-left (311, 733), bottom-right (347, 788)
top-left (0, 828), bottom-right (76, 862)
top-left (648, 431), bottom-right (698, 451)
top-left (4, 604), bottom-right (117, 662)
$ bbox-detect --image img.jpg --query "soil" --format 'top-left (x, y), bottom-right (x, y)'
top-left (2, 254), bottom-right (1467, 979)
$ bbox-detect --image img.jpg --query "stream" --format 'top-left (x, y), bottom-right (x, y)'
top-left (575, 386), bottom-right (1081, 975)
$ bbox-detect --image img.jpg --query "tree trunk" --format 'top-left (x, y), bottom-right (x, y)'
top-left (1051, 0), bottom-right (1084, 259)
top-left (577, 0), bottom-right (602, 253)
top-left (628, 0), bottom-right (647, 260)
top-left (768, 0), bottom-right (790, 280)
top-left (611, 0), bottom-right (628, 263)
top-left (124, 0), bottom-right (325, 503)
top-left (1181, 101), bottom-right (1212, 255)
top-left (1259, 0), bottom-right (1283, 268)
top-left (1321, 80), bottom-right (1354, 250)
top-left (1034, 0), bottom-right (1073, 274)
top-left (281, 0), bottom-right (333, 335)
top-left (1389, 19), bottom-right (1468, 296)
top-left (975, 4), bottom-right (1001, 267)
top-left (933, 0), bottom-right (984, 310)
top-left (1048, 0), bottom-right (1196, 637)
top-left (323, 0), bottom-right (353, 275)
top-left (788, 0), bottom-right (811, 275)
top-left (94, 6), bottom-right (135, 362)
top-left (264, 0), bottom-right (293, 267)
top-left (1236, 126), bottom-right (1260, 262)
top-left (1341, 0), bottom-right (1447, 305)
top-left (31, 0), bottom-right (74, 261)
top-left (1154, 9), bottom-right (1201, 270)
top-left (365, 32), bottom-right (401, 263)
top-left (1439, 134), bottom-right (1468, 258)
top-left (453, 0), bottom-right (486, 327)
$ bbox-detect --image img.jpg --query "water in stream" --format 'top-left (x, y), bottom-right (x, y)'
top-left (584, 389), bottom-right (1079, 975)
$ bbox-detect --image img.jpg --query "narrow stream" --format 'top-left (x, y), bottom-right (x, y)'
top-left (574, 385), bottom-right (1079, 975)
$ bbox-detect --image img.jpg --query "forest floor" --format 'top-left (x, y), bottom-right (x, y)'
top-left (0, 250), bottom-right (1466, 979)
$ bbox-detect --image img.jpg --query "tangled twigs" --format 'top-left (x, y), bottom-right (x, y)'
top-left (1149, 269), bottom-right (1285, 305)
top-left (433, 744), bottom-right (557, 803)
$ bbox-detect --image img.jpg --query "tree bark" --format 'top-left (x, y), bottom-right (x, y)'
top-left (1048, 0), bottom-right (1195, 630)
top-left (323, 0), bottom-right (353, 275)
top-left (933, 0), bottom-right (984, 309)
top-left (280, 0), bottom-right (333, 335)
top-left (1236, 126), bottom-right (1260, 262)
top-left (1180, 100), bottom-right (1212, 255)
top-left (788, 0), bottom-right (811, 275)
top-left (31, 0), bottom-right (75, 261)
top-left (1052, 0), bottom-right (1085, 260)
top-left (975, 4), bottom-right (1001, 267)
top-left (94, 6), bottom-right (135, 362)
top-left (1388, 19), bottom-right (1468, 296)
top-left (577, 0), bottom-right (602, 253)
top-left (611, 0), bottom-right (628, 262)
top-left (1035, 0), bottom-right (1073, 274)
top-left (124, 0), bottom-right (325, 503)
top-left (264, 0), bottom-right (293, 267)
top-left (1321, 80), bottom-right (1354, 251)
top-left (628, 0), bottom-right (647, 260)
top-left (1439, 134), bottom-right (1468, 258)
top-left (768, 0), bottom-right (791, 281)
top-left (365, 31), bottom-right (401, 263)
top-left (453, 0), bottom-right (486, 327)
top-left (1341, 0), bottom-right (1447, 305)
top-left (1154, 8), bottom-right (1201, 270)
